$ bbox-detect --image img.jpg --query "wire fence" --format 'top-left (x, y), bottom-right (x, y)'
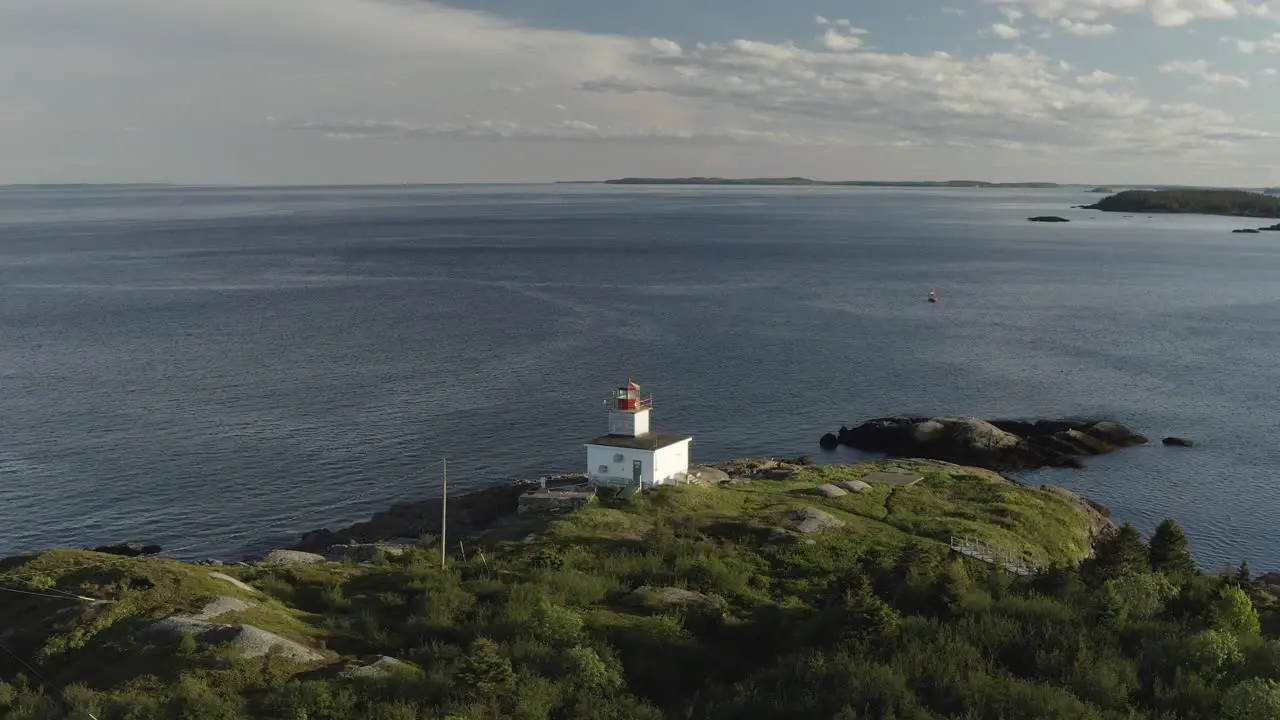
top-left (949, 536), bottom-right (1038, 576)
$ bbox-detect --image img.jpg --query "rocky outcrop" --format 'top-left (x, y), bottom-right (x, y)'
top-left (1162, 437), bottom-right (1195, 448)
top-left (323, 543), bottom-right (411, 563)
top-left (686, 466), bottom-right (732, 486)
top-left (706, 458), bottom-right (807, 482)
top-left (191, 596), bottom-right (253, 621)
top-left (148, 594), bottom-right (325, 664)
top-left (294, 482), bottom-right (531, 553)
top-left (787, 507), bottom-right (845, 534)
top-left (823, 417), bottom-right (1148, 470)
top-left (836, 480), bottom-right (871, 493)
top-left (261, 550), bottom-right (326, 567)
top-left (806, 484), bottom-right (848, 499)
top-left (341, 656), bottom-right (411, 679)
top-left (631, 586), bottom-right (714, 609)
top-left (1028, 216), bottom-right (1070, 222)
top-left (209, 572), bottom-right (260, 594)
top-left (91, 542), bottom-right (162, 557)
top-left (1233, 229), bottom-right (1261, 234)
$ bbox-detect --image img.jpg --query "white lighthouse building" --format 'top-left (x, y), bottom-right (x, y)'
top-left (585, 379), bottom-right (691, 490)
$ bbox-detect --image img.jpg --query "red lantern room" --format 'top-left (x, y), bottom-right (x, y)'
top-left (613, 379), bottom-right (652, 412)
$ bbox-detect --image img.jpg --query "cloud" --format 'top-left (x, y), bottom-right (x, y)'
top-left (581, 37), bottom-right (1273, 158)
top-left (1076, 69), bottom-right (1123, 84)
top-left (0, 0), bottom-right (1275, 183)
top-left (821, 28), bottom-right (867, 51)
top-left (817, 18), bottom-right (870, 51)
top-left (1056, 18), bottom-right (1118, 34)
top-left (1265, 67), bottom-right (1280, 74)
top-left (991, 23), bottom-right (1023, 37)
top-left (986, 0), bottom-right (1252, 26)
top-left (649, 38), bottom-right (684, 57)
top-left (1158, 59), bottom-right (1252, 87)
top-left (1222, 32), bottom-right (1280, 53)
top-left (298, 118), bottom-right (808, 145)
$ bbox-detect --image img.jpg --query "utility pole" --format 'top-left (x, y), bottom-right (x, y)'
top-left (440, 457), bottom-right (448, 570)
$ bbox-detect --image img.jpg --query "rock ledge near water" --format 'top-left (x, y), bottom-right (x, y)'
top-left (822, 417), bottom-right (1148, 470)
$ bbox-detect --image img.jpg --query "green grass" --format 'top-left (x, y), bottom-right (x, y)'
top-left (0, 460), bottom-right (1104, 717)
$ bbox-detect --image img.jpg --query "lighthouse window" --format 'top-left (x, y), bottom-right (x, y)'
top-left (613, 453), bottom-right (624, 463)
top-left (598, 465), bottom-right (609, 474)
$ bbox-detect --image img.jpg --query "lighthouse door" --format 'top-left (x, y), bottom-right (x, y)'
top-left (632, 460), bottom-right (643, 488)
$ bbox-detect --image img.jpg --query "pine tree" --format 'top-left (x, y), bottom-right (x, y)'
top-left (1234, 560), bottom-right (1253, 587)
top-left (1086, 522), bottom-right (1149, 584)
top-left (1149, 518), bottom-right (1197, 577)
top-left (456, 638), bottom-right (515, 696)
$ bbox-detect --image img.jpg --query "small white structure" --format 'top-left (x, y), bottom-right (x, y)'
top-left (585, 379), bottom-right (692, 490)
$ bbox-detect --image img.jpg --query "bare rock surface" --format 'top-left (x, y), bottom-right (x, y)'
top-left (148, 617), bottom-right (323, 663)
top-left (261, 550), bottom-right (326, 567)
top-left (341, 656), bottom-right (410, 679)
top-left (208, 572), bottom-right (260, 594)
top-left (229, 625), bottom-right (323, 662)
top-left (808, 483), bottom-right (849, 498)
top-left (631, 586), bottom-right (713, 608)
top-left (835, 480), bottom-right (871, 493)
top-left (824, 417), bottom-right (1148, 470)
top-left (788, 507), bottom-right (845, 534)
top-left (686, 466), bottom-right (732, 486)
top-left (192, 596), bottom-right (254, 621)
top-left (324, 543), bottom-right (411, 563)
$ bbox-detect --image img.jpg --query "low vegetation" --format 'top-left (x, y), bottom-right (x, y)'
top-left (2, 462), bottom-right (1278, 719)
top-left (1086, 189), bottom-right (1280, 218)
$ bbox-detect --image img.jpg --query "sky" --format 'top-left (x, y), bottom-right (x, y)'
top-left (2, 0), bottom-right (1280, 185)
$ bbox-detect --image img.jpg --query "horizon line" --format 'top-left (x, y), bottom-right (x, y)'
top-left (1, 179), bottom-right (1276, 190)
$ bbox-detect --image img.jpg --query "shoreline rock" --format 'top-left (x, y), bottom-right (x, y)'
top-left (1162, 436), bottom-right (1195, 448)
top-left (91, 542), bottom-right (162, 557)
top-left (822, 417), bottom-right (1148, 470)
top-left (292, 482), bottom-right (533, 554)
top-left (1028, 216), bottom-right (1070, 222)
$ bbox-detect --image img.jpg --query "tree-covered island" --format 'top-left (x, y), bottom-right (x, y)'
top-left (1085, 189), bottom-right (1280, 218)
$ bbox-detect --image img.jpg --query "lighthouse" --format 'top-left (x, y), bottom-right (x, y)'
top-left (585, 379), bottom-right (692, 490)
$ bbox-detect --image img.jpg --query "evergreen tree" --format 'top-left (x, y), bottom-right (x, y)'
top-left (1086, 523), bottom-right (1149, 584)
top-left (1149, 518), bottom-right (1196, 577)
top-left (1235, 560), bottom-right (1253, 587)
top-left (457, 638), bottom-right (515, 696)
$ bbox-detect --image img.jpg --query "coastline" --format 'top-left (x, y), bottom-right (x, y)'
top-left (285, 456), bottom-right (1118, 561)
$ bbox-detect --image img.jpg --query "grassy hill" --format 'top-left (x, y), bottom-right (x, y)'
top-left (2, 461), bottom-right (1278, 719)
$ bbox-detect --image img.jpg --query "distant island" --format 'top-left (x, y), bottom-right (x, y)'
top-left (1084, 189), bottom-right (1280, 219)
top-left (599, 176), bottom-right (1061, 188)
top-left (1088, 187), bottom-right (1115, 193)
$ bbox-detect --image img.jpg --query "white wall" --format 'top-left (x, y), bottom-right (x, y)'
top-left (652, 439), bottom-right (691, 485)
top-left (586, 444), bottom-right (654, 488)
top-left (585, 437), bottom-right (691, 489)
top-left (607, 409), bottom-right (650, 436)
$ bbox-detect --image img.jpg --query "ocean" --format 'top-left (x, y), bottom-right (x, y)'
top-left (1, 183), bottom-right (1277, 569)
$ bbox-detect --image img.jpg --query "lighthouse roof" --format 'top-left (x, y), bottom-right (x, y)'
top-left (585, 432), bottom-right (690, 451)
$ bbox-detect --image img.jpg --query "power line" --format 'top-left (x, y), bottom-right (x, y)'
top-left (0, 586), bottom-right (99, 602)
top-left (0, 639), bottom-right (50, 685)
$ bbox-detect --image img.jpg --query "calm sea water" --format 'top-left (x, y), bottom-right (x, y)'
top-left (1, 184), bottom-right (1277, 568)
